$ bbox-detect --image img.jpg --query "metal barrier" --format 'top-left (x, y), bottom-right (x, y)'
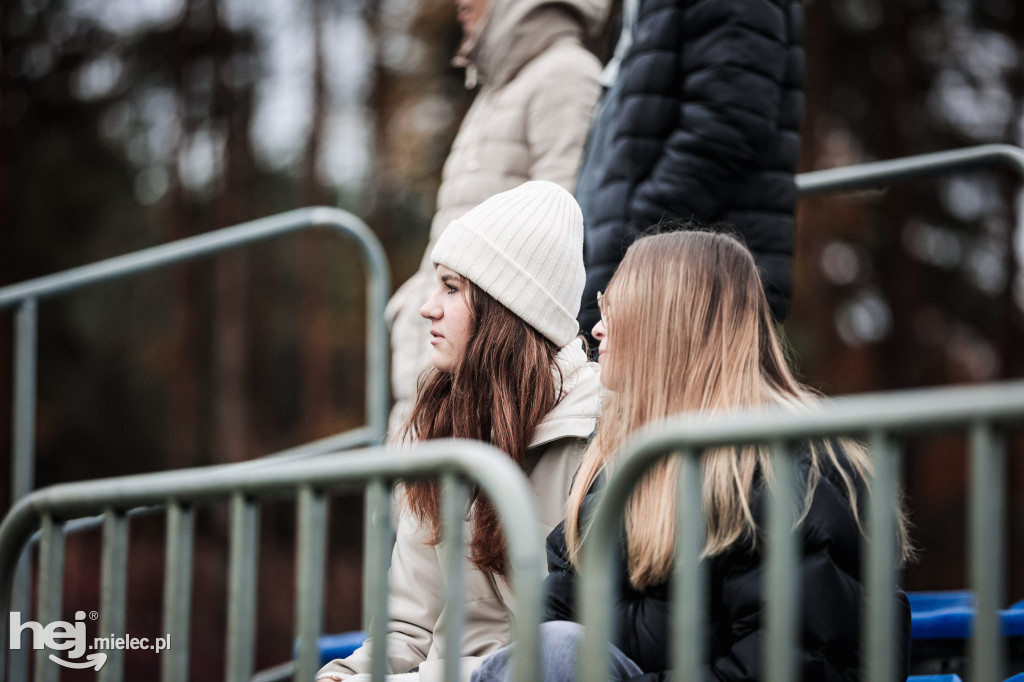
top-left (5, 143), bottom-right (1021, 511)
top-left (0, 439), bottom-right (544, 682)
top-left (2, 143), bottom-right (1022, 680)
top-left (577, 380), bottom-right (1024, 682)
top-left (0, 205), bottom-right (392, 507)
top-left (0, 206), bottom-right (392, 679)
top-left (796, 143), bottom-right (1024, 195)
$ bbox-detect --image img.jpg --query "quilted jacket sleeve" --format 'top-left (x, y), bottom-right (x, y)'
top-left (628, 0), bottom-right (791, 229)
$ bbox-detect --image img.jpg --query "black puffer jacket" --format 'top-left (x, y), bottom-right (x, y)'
top-left (543, 453), bottom-right (911, 681)
top-left (577, 0), bottom-right (804, 339)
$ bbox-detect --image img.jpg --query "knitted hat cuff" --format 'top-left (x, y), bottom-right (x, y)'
top-left (432, 218), bottom-right (579, 347)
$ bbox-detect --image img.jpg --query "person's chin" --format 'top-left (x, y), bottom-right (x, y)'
top-left (431, 354), bottom-right (455, 373)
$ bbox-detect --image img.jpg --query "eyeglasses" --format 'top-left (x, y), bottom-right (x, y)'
top-left (596, 290), bottom-right (609, 320)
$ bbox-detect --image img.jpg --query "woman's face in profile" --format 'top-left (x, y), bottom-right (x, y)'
top-left (420, 265), bottom-right (473, 373)
top-left (592, 290), bottom-right (619, 389)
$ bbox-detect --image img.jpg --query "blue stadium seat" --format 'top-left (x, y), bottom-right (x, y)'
top-left (1005, 600), bottom-right (1024, 637)
top-left (909, 591), bottom-right (1024, 639)
top-left (294, 630), bottom-right (367, 666)
top-left (909, 592), bottom-right (975, 640)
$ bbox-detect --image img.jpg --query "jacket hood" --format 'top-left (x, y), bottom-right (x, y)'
top-left (455, 0), bottom-right (609, 89)
top-left (530, 338), bottom-right (601, 448)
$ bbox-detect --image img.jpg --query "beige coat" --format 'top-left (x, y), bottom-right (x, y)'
top-left (316, 341), bottom-right (601, 682)
top-left (386, 0), bottom-right (605, 437)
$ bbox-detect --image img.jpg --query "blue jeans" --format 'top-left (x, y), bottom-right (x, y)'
top-left (471, 620), bottom-right (644, 682)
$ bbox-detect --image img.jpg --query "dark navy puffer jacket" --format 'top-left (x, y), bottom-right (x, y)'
top-left (577, 0), bottom-right (804, 339)
top-left (543, 453), bottom-right (911, 681)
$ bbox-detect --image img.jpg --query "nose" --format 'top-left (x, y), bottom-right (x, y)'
top-left (592, 318), bottom-right (606, 341)
top-left (420, 292), bottom-right (442, 320)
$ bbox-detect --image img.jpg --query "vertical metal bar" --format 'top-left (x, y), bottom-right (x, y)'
top-left (294, 486), bottom-right (327, 682)
top-left (225, 494), bottom-right (260, 682)
top-left (441, 473), bottom-right (467, 682)
top-left (12, 299), bottom-right (37, 503)
top-left (363, 477), bottom-right (394, 682)
top-left (864, 431), bottom-right (899, 682)
top-left (364, 249), bottom-right (390, 444)
top-left (765, 440), bottom-right (799, 682)
top-left (162, 502), bottom-right (194, 682)
top-left (969, 422), bottom-right (1005, 682)
top-left (99, 509), bottom-right (129, 682)
top-left (34, 515), bottom-right (64, 682)
top-left (10, 300), bottom-right (38, 682)
top-left (579, 493), bottom-right (617, 682)
top-left (8, 545), bottom-right (32, 681)
top-left (670, 449), bottom-right (705, 680)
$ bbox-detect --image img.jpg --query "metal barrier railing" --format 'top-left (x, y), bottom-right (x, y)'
top-left (0, 206), bottom-right (392, 680)
top-left (796, 143), bottom-right (1024, 195)
top-left (0, 205), bottom-right (392, 507)
top-left (577, 380), bottom-right (1024, 682)
top-left (2, 143), bottom-right (1022, 680)
top-left (6, 143), bottom-right (1020, 512)
top-left (0, 439), bottom-right (544, 682)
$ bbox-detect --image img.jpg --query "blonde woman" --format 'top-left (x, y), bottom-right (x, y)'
top-left (473, 229), bottom-right (913, 681)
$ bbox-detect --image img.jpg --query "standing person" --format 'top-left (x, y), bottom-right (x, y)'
top-left (386, 0), bottom-right (606, 436)
top-left (473, 229), bottom-right (914, 682)
top-left (317, 182), bottom-right (602, 682)
top-left (574, 0), bottom-right (804, 349)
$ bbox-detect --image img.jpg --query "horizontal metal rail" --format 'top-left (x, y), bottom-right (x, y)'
top-left (578, 379), bottom-right (1024, 682)
top-left (796, 143), bottom-right (1024, 195)
top-left (24, 425), bottom-right (379, 546)
top-left (0, 439), bottom-right (544, 682)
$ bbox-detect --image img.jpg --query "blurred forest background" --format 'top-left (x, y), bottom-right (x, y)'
top-left (1, 0), bottom-right (1023, 678)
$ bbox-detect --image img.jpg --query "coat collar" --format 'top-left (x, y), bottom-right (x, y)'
top-left (529, 338), bottom-right (602, 449)
top-left (454, 0), bottom-right (608, 90)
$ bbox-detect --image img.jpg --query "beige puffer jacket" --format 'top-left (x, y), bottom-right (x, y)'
top-left (316, 341), bottom-right (601, 682)
top-left (386, 0), bottom-right (606, 437)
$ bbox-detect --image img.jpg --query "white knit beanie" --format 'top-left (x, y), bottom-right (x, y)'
top-left (430, 181), bottom-right (585, 347)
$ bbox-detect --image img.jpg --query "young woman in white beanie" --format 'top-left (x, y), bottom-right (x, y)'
top-left (317, 181), bottom-right (601, 682)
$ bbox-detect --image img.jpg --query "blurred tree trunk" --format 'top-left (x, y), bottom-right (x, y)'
top-left (211, 0), bottom-right (253, 463)
top-left (876, 2), bottom-right (923, 390)
top-left (363, 0), bottom-right (396, 248)
top-left (0, 0), bottom-right (16, 511)
top-left (790, 0), bottom-right (834, 378)
top-left (167, 1), bottom-right (203, 468)
top-left (1002, 0), bottom-right (1024, 602)
top-left (300, 0), bottom-right (332, 440)
top-left (998, 3), bottom-right (1024, 381)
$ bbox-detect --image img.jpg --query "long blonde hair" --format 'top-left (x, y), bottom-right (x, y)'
top-left (566, 229), bottom-right (913, 589)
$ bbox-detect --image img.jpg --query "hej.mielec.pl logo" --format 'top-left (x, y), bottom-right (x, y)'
top-left (9, 611), bottom-right (106, 670)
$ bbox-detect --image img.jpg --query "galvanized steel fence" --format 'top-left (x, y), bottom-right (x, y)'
top-left (0, 205), bottom-right (393, 508)
top-left (0, 440), bottom-right (544, 682)
top-left (2, 144), bottom-right (1024, 681)
top-left (577, 380), bottom-right (1024, 682)
top-left (0, 206), bottom-right (392, 678)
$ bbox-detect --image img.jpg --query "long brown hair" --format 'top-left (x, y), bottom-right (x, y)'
top-left (567, 229), bottom-right (914, 589)
top-left (404, 280), bottom-right (561, 577)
